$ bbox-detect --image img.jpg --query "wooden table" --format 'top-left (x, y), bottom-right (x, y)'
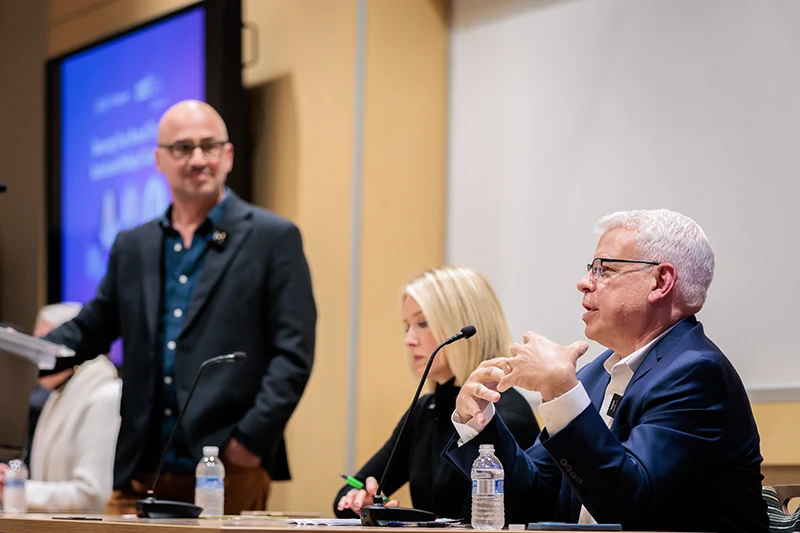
top-left (0, 514), bottom-right (675, 533)
top-left (1, 514), bottom-right (315, 533)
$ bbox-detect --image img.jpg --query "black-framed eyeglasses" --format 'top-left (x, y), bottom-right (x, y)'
top-left (158, 139), bottom-right (229, 161)
top-left (587, 257), bottom-right (660, 280)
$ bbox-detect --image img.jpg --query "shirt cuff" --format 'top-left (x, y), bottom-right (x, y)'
top-left (451, 403), bottom-right (495, 446)
top-left (537, 382), bottom-right (590, 435)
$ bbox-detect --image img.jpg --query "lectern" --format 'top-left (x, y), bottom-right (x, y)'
top-left (0, 328), bottom-right (73, 462)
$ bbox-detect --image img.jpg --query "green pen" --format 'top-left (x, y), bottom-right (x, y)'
top-left (340, 474), bottom-right (390, 503)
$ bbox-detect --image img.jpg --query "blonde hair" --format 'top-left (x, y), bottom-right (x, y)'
top-left (402, 265), bottom-right (512, 386)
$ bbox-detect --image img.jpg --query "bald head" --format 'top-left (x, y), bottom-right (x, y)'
top-left (154, 99), bottom-right (234, 206)
top-left (157, 100), bottom-right (229, 143)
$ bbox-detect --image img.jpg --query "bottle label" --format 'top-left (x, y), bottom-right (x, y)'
top-left (5, 478), bottom-right (24, 489)
top-left (196, 476), bottom-right (224, 490)
top-left (472, 479), bottom-right (503, 495)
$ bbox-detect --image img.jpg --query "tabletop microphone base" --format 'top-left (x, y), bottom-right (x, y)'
top-left (360, 504), bottom-right (437, 526)
top-left (135, 497), bottom-right (203, 519)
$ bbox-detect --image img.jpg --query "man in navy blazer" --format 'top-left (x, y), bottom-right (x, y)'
top-left (447, 209), bottom-right (768, 533)
top-left (44, 101), bottom-right (316, 514)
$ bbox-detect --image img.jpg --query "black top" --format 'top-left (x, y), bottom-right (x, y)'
top-left (334, 379), bottom-right (540, 520)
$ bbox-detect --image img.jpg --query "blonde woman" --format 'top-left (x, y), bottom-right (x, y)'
top-left (334, 266), bottom-right (539, 520)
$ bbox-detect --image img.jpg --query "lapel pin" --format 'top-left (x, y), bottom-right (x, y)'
top-left (210, 230), bottom-right (228, 250)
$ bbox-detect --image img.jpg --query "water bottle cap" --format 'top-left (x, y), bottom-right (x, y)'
top-left (203, 446), bottom-right (219, 458)
top-left (8, 459), bottom-right (26, 472)
top-left (478, 444), bottom-right (495, 453)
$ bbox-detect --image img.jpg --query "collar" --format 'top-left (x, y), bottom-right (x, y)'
top-left (430, 378), bottom-right (460, 412)
top-left (434, 377), bottom-right (459, 396)
top-left (159, 187), bottom-right (230, 233)
top-left (603, 317), bottom-right (685, 375)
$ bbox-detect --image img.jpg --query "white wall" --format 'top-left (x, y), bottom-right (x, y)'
top-left (447, 0), bottom-right (800, 398)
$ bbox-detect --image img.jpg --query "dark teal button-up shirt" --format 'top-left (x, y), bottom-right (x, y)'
top-left (148, 192), bottom-right (229, 472)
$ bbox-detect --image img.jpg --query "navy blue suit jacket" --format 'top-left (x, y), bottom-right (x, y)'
top-left (446, 317), bottom-right (768, 533)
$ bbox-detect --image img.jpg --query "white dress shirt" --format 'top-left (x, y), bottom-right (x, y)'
top-left (452, 322), bottom-right (680, 524)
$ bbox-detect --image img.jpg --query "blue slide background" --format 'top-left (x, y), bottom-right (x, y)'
top-left (59, 7), bottom-right (205, 364)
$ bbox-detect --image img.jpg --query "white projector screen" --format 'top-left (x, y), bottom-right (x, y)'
top-left (447, 0), bottom-right (800, 400)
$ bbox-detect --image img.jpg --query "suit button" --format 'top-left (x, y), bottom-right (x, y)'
top-left (569, 471), bottom-right (577, 479)
top-left (174, 243), bottom-right (182, 252)
top-left (564, 464), bottom-right (572, 472)
top-left (559, 459), bottom-right (568, 466)
top-left (576, 477), bottom-right (583, 485)
top-left (164, 376), bottom-right (173, 385)
top-left (173, 308), bottom-right (183, 318)
top-left (164, 408), bottom-right (172, 417)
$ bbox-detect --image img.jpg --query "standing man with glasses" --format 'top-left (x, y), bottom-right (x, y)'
top-left (446, 209), bottom-right (767, 533)
top-left (44, 100), bottom-right (317, 514)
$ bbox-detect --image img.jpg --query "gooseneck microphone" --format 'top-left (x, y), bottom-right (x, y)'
top-left (135, 351), bottom-right (247, 519)
top-left (360, 326), bottom-right (477, 526)
top-left (442, 325), bottom-right (476, 345)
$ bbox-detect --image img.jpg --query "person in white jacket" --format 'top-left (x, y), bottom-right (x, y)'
top-left (1, 303), bottom-right (122, 512)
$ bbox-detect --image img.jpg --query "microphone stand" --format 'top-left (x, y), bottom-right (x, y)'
top-left (135, 352), bottom-right (247, 518)
top-left (360, 326), bottom-right (476, 526)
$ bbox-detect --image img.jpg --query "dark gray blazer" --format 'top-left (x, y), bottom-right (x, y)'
top-left (45, 192), bottom-right (317, 488)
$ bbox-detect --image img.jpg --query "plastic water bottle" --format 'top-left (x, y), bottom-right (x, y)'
top-left (471, 444), bottom-right (504, 530)
top-left (195, 446), bottom-right (225, 517)
top-left (3, 459), bottom-right (28, 513)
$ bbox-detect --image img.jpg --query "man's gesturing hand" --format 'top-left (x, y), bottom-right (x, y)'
top-left (455, 360), bottom-right (508, 425)
top-left (497, 331), bottom-right (589, 402)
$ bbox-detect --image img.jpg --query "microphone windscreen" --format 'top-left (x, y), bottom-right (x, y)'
top-left (232, 351), bottom-right (247, 362)
top-left (461, 325), bottom-right (477, 339)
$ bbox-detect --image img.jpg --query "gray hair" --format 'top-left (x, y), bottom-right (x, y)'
top-left (595, 209), bottom-right (715, 308)
top-left (35, 302), bottom-right (82, 329)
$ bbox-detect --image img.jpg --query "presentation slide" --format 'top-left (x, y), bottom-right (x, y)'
top-left (58, 7), bottom-right (205, 362)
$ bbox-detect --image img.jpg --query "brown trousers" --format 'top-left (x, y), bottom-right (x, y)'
top-left (105, 463), bottom-right (271, 516)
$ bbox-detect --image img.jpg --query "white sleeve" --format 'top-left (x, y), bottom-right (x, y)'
top-left (451, 402), bottom-right (495, 446)
top-left (536, 382), bottom-right (591, 435)
top-left (26, 382), bottom-right (121, 512)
